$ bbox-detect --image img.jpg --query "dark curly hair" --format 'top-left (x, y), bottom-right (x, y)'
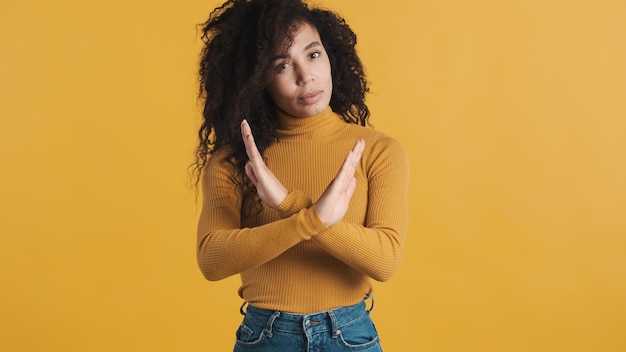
top-left (192, 0), bottom-right (369, 205)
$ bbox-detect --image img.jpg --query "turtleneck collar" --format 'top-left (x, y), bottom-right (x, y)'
top-left (276, 106), bottom-right (347, 139)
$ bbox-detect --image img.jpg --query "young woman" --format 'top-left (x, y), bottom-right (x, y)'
top-left (193, 0), bottom-right (409, 350)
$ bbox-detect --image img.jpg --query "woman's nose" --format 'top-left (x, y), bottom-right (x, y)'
top-left (297, 66), bottom-right (314, 85)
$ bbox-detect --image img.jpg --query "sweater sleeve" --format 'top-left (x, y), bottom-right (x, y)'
top-left (276, 189), bottom-right (313, 218)
top-left (313, 137), bottom-right (410, 282)
top-left (196, 150), bottom-right (327, 281)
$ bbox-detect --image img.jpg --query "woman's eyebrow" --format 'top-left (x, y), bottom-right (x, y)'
top-left (270, 41), bottom-right (322, 61)
top-left (303, 41), bottom-right (322, 51)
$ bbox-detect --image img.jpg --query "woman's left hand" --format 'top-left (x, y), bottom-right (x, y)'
top-left (241, 119), bottom-right (289, 208)
top-left (315, 139), bottom-right (365, 227)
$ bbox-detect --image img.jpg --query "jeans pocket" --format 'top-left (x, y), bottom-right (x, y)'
top-left (235, 321), bottom-right (267, 348)
top-left (336, 313), bottom-right (381, 350)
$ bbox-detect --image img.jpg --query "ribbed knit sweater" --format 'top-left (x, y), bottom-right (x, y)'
top-left (197, 106), bottom-right (409, 314)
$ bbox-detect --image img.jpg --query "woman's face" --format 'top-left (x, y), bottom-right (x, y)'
top-left (265, 22), bottom-right (332, 118)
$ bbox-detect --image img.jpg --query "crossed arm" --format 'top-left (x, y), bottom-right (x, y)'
top-left (240, 119), bottom-right (365, 227)
top-left (197, 120), bottom-right (407, 281)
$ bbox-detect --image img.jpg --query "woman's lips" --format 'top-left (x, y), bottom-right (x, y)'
top-left (298, 90), bottom-right (323, 105)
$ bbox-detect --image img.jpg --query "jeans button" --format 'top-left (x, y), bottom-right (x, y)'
top-left (304, 320), bottom-right (312, 328)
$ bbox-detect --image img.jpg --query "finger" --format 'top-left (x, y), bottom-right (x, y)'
top-left (338, 139), bottom-right (365, 179)
top-left (241, 119), bottom-right (263, 163)
top-left (350, 139), bottom-right (364, 168)
top-left (352, 138), bottom-right (365, 155)
top-left (345, 177), bottom-right (357, 198)
top-left (347, 139), bottom-right (364, 164)
top-left (337, 155), bottom-right (356, 182)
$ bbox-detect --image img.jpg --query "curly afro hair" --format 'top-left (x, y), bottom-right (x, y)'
top-left (192, 0), bottom-right (369, 204)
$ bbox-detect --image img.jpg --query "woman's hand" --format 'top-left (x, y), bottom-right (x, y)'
top-left (316, 139), bottom-right (365, 227)
top-left (241, 119), bottom-right (289, 208)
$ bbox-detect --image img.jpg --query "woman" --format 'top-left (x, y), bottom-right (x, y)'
top-left (193, 0), bottom-right (409, 350)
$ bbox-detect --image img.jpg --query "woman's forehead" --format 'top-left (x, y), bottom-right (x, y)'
top-left (273, 22), bottom-right (321, 55)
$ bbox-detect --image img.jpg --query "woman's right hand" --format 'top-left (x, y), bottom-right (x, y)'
top-left (241, 119), bottom-right (289, 209)
top-left (316, 139), bottom-right (365, 227)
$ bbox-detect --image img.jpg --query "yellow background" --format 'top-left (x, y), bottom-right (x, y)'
top-left (1, 0), bottom-right (625, 351)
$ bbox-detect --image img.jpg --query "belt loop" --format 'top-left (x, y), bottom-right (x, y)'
top-left (328, 310), bottom-right (340, 338)
top-left (263, 311), bottom-right (281, 339)
top-left (365, 293), bottom-right (375, 313)
top-left (239, 301), bottom-right (248, 316)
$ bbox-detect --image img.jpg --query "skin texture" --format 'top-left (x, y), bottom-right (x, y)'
top-left (265, 22), bottom-right (333, 118)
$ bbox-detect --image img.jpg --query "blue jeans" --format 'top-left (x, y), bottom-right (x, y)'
top-left (233, 297), bottom-right (382, 351)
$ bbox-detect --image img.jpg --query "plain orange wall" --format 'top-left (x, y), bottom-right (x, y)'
top-left (1, 0), bottom-right (625, 351)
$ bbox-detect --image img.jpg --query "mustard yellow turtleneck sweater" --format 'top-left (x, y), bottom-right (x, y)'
top-left (197, 107), bottom-right (409, 314)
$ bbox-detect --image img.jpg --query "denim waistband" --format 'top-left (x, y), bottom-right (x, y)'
top-left (241, 296), bottom-right (374, 337)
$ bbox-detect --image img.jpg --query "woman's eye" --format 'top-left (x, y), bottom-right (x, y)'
top-left (276, 62), bottom-right (291, 72)
top-left (310, 51), bottom-right (320, 59)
